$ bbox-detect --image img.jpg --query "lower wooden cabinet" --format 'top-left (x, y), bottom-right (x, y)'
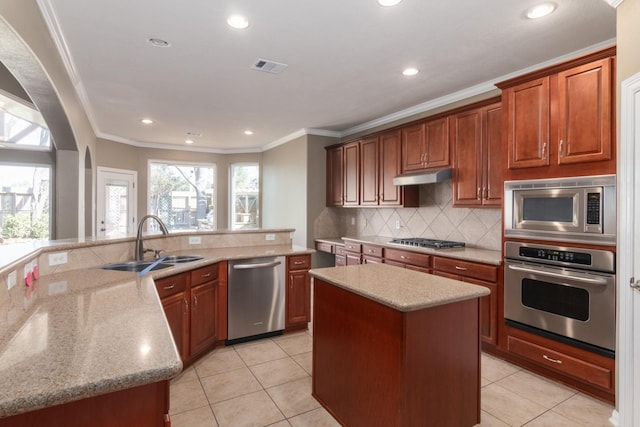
top-left (286, 254), bottom-right (311, 329)
top-left (384, 247), bottom-right (431, 273)
top-left (155, 263), bottom-right (220, 365)
top-left (432, 257), bottom-right (499, 346)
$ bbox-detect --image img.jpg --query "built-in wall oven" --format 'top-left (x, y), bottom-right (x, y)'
top-left (504, 241), bottom-right (615, 357)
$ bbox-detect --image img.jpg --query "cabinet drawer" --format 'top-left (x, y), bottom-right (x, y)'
top-left (315, 242), bottom-right (333, 253)
top-left (155, 273), bottom-right (187, 299)
top-left (190, 264), bottom-right (218, 286)
top-left (385, 248), bottom-right (431, 268)
top-left (288, 254), bottom-right (311, 270)
top-left (432, 257), bottom-right (497, 282)
top-left (362, 244), bottom-right (383, 258)
top-left (334, 245), bottom-right (345, 256)
top-left (508, 336), bottom-right (612, 390)
top-left (343, 241), bottom-right (362, 253)
top-left (335, 254), bottom-right (346, 266)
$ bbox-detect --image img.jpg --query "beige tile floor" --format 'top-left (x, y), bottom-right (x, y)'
top-left (170, 330), bottom-right (614, 427)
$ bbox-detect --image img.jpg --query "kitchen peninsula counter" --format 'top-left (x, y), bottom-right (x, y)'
top-left (0, 229), bottom-right (312, 424)
top-left (309, 263), bottom-right (489, 427)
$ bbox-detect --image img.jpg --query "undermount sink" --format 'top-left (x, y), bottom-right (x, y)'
top-left (101, 255), bottom-right (203, 272)
top-left (162, 255), bottom-right (204, 263)
top-left (101, 260), bottom-right (174, 272)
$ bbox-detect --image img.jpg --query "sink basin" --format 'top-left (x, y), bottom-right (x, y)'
top-left (101, 261), bottom-right (174, 272)
top-left (163, 255), bottom-right (204, 263)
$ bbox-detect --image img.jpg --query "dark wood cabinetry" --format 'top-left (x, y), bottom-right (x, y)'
top-left (326, 145), bottom-right (343, 206)
top-left (155, 263), bottom-right (220, 365)
top-left (286, 254), bottom-right (311, 329)
top-left (384, 247), bottom-right (431, 273)
top-left (452, 100), bottom-right (502, 206)
top-left (343, 141), bottom-right (360, 206)
top-left (432, 257), bottom-right (499, 346)
top-left (401, 117), bottom-right (450, 172)
top-left (499, 47), bottom-right (616, 180)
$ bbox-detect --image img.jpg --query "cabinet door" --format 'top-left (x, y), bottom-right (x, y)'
top-left (326, 146), bottom-right (343, 206)
top-left (401, 123), bottom-right (426, 172)
top-left (286, 270), bottom-right (311, 327)
top-left (161, 292), bottom-right (189, 361)
top-left (360, 136), bottom-right (379, 206)
top-left (343, 141), bottom-right (360, 206)
top-left (190, 281), bottom-right (218, 357)
top-left (506, 77), bottom-right (550, 169)
top-left (378, 130), bottom-right (403, 205)
top-left (557, 58), bottom-right (612, 165)
top-left (483, 103), bottom-right (503, 205)
top-left (424, 117), bottom-right (450, 168)
top-left (452, 108), bottom-right (483, 206)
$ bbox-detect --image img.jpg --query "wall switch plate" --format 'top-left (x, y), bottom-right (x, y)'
top-left (351, 217), bottom-right (356, 225)
top-left (188, 236), bottom-right (201, 245)
top-left (265, 234), bottom-right (275, 241)
top-left (48, 252), bottom-right (68, 266)
top-left (395, 220), bottom-right (401, 229)
top-left (7, 271), bottom-right (16, 290)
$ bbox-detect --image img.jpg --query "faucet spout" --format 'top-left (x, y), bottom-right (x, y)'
top-left (135, 215), bottom-right (169, 261)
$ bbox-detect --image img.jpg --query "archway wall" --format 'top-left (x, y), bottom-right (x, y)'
top-left (0, 0), bottom-right (100, 239)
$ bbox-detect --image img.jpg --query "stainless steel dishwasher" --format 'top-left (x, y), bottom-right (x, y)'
top-left (227, 256), bottom-right (286, 344)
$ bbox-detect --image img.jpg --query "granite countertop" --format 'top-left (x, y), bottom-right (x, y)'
top-left (309, 263), bottom-right (490, 312)
top-left (316, 236), bottom-right (502, 265)
top-left (0, 243), bottom-right (313, 418)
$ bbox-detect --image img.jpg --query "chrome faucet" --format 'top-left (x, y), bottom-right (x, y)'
top-left (135, 215), bottom-right (169, 261)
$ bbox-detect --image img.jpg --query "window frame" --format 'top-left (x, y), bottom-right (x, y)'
top-left (229, 162), bottom-right (260, 230)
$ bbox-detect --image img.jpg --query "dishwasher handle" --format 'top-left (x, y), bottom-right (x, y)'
top-left (233, 260), bottom-right (282, 270)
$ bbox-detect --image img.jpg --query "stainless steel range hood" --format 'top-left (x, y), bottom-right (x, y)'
top-left (392, 168), bottom-right (452, 186)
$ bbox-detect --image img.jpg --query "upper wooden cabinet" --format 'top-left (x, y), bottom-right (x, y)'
top-left (327, 132), bottom-right (418, 208)
top-left (401, 117), bottom-right (450, 173)
top-left (499, 47), bottom-right (615, 179)
top-left (452, 101), bottom-right (502, 207)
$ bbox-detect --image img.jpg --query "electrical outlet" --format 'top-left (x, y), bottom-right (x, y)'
top-left (48, 252), bottom-right (68, 266)
top-left (7, 271), bottom-right (16, 290)
top-left (188, 236), bottom-right (201, 245)
top-left (395, 220), bottom-right (401, 229)
top-left (265, 234), bottom-right (275, 241)
top-left (351, 217), bottom-right (356, 225)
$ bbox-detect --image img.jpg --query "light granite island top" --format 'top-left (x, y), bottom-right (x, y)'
top-left (310, 262), bottom-right (490, 426)
top-left (309, 262), bottom-right (490, 311)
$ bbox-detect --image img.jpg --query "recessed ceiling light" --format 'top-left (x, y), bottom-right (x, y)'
top-left (526, 2), bottom-right (556, 19)
top-left (141, 118), bottom-right (154, 124)
top-left (378, 0), bottom-right (402, 6)
top-left (185, 139), bottom-right (194, 144)
top-left (227, 15), bottom-right (249, 29)
top-left (402, 67), bottom-right (419, 76)
top-left (244, 130), bottom-right (254, 135)
top-left (147, 38), bottom-right (170, 47)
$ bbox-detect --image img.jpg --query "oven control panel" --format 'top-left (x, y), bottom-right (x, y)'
top-left (519, 247), bottom-right (591, 265)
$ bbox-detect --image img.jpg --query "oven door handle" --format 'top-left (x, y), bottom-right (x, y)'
top-left (506, 264), bottom-right (609, 286)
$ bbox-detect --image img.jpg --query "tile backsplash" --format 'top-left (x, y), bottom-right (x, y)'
top-left (315, 181), bottom-right (502, 252)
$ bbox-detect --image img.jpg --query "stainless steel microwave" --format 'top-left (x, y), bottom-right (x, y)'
top-left (504, 175), bottom-right (616, 245)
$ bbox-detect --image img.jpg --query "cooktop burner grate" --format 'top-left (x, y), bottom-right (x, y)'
top-left (389, 238), bottom-right (465, 249)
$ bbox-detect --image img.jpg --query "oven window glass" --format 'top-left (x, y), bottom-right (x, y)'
top-left (521, 279), bottom-right (589, 321)
top-left (522, 197), bottom-right (574, 222)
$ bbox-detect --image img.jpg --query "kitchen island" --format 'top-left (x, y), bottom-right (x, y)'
top-left (309, 263), bottom-right (490, 427)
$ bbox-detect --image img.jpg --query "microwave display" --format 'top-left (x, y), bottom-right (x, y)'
top-left (522, 197), bottom-right (574, 222)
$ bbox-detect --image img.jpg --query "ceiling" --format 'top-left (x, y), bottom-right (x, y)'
top-left (36, 0), bottom-right (616, 153)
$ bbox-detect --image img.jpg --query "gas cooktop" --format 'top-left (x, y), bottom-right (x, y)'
top-left (389, 238), bottom-right (466, 249)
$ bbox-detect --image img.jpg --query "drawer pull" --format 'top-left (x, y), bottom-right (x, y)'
top-left (400, 255), bottom-right (408, 260)
top-left (294, 261), bottom-right (304, 265)
top-left (183, 298), bottom-right (188, 313)
top-left (202, 273), bottom-right (212, 278)
top-left (163, 284), bottom-right (176, 290)
top-left (454, 266), bottom-right (468, 271)
top-left (368, 249), bottom-right (374, 253)
top-left (542, 354), bottom-right (563, 364)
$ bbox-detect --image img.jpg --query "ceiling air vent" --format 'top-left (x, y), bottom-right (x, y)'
top-left (251, 58), bottom-right (288, 74)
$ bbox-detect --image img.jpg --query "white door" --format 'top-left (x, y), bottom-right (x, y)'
top-left (96, 167), bottom-right (137, 238)
top-left (616, 72), bottom-right (640, 427)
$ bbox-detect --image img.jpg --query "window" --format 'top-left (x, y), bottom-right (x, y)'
top-left (148, 161), bottom-right (216, 231)
top-left (0, 165), bottom-right (51, 242)
top-left (230, 163), bottom-right (259, 230)
top-left (0, 91), bottom-right (52, 243)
